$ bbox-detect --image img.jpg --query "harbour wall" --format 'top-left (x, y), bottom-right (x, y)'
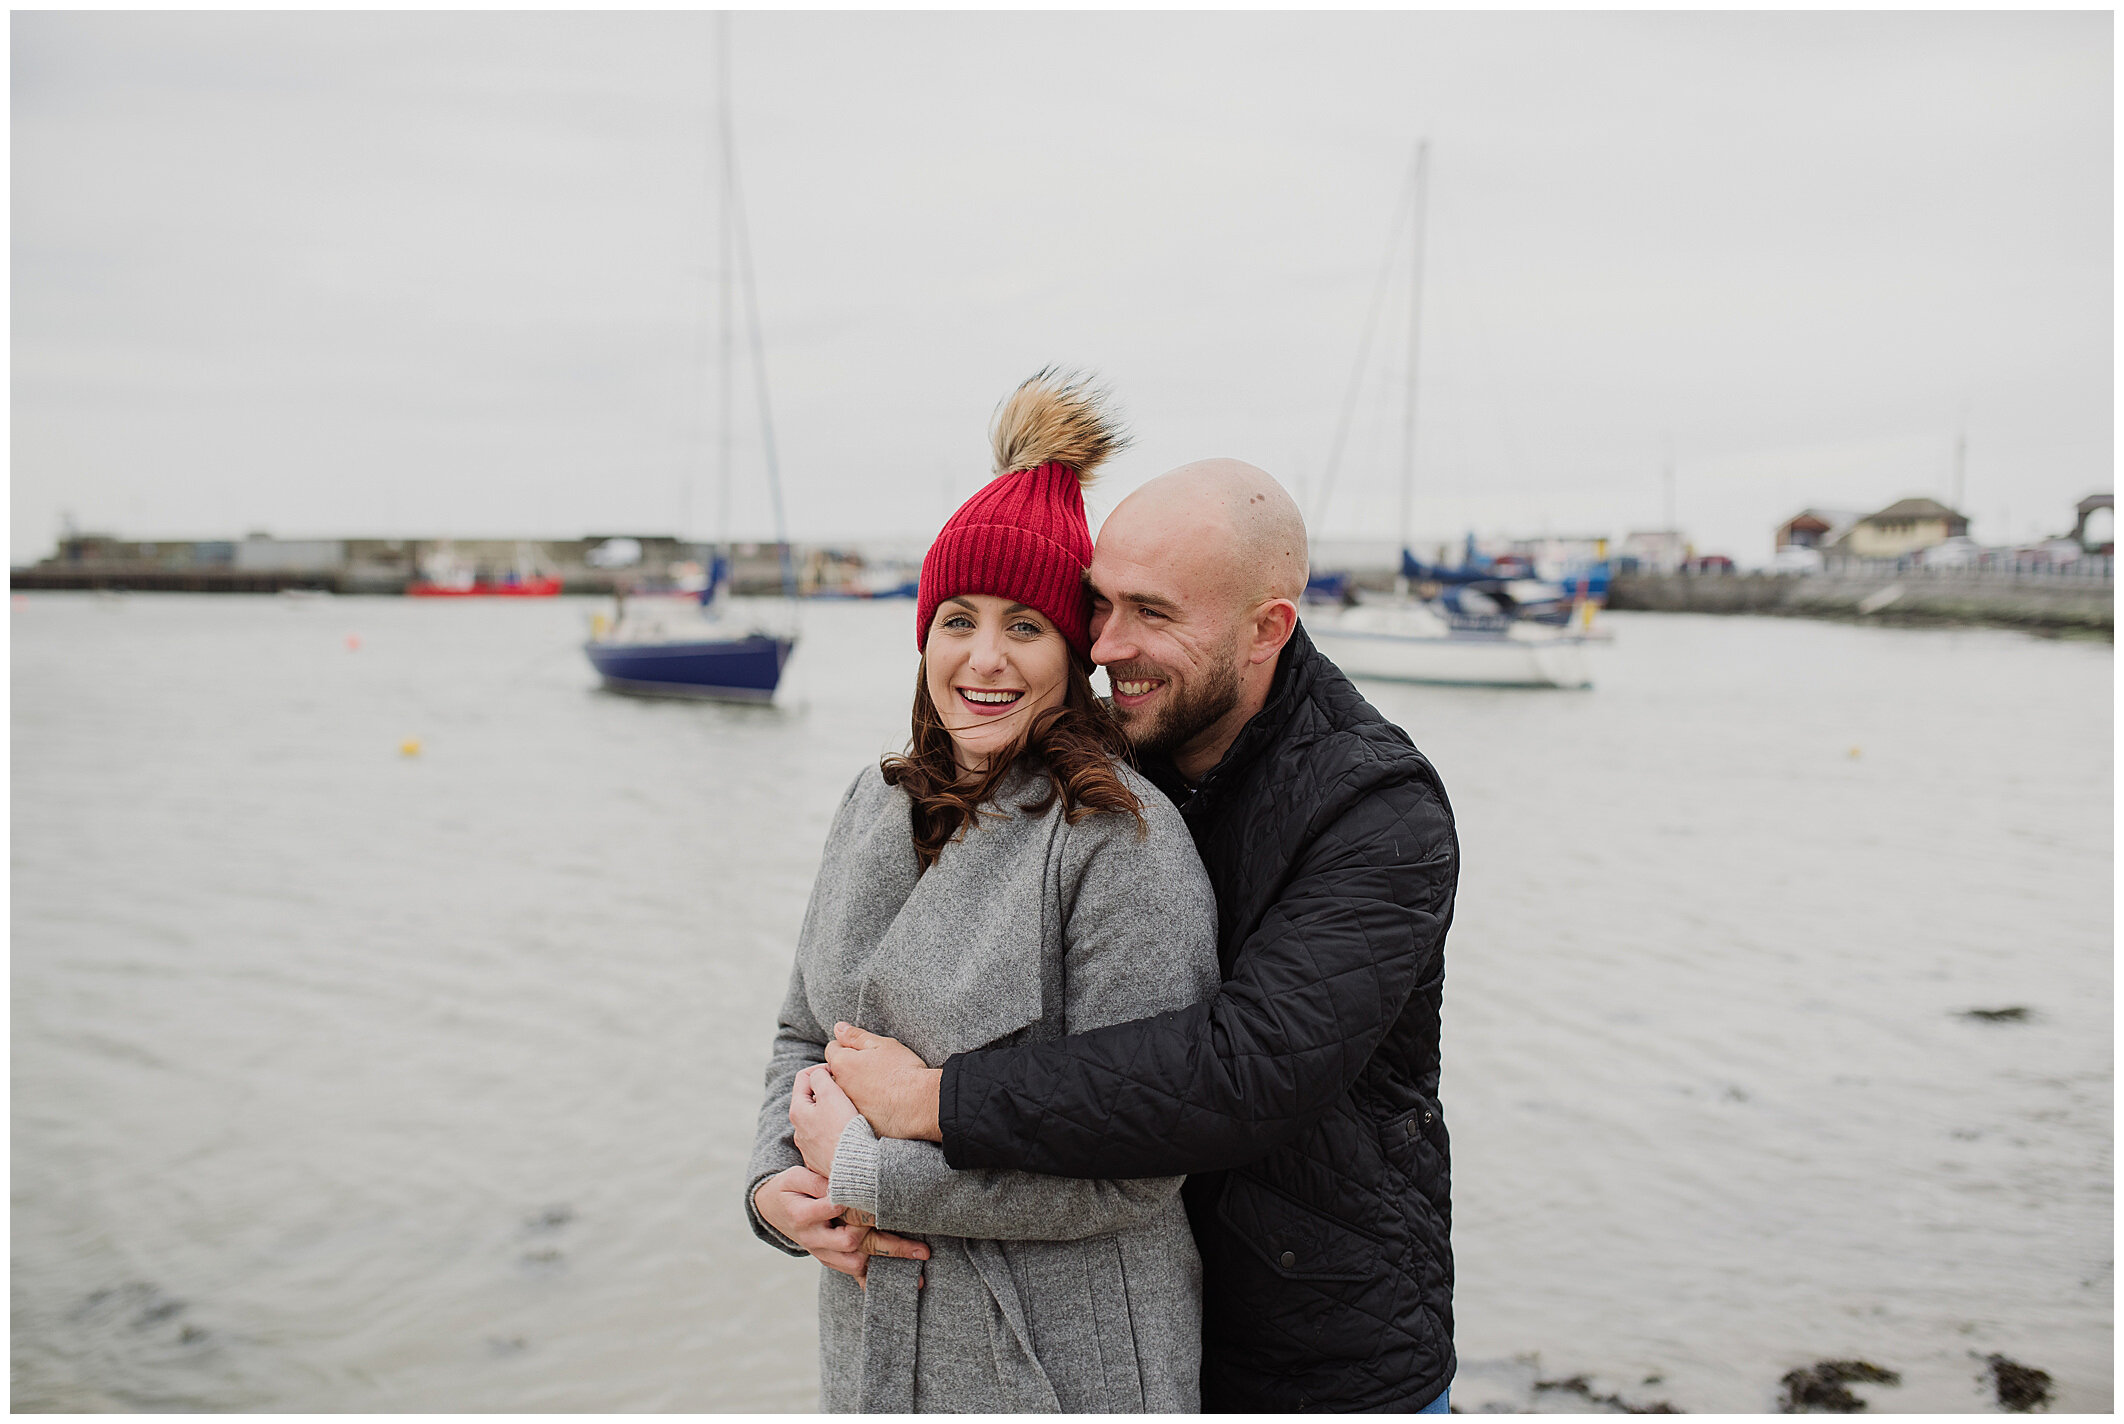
top-left (7, 566), bottom-right (676, 596)
top-left (1607, 569), bottom-right (2113, 635)
top-left (9, 542), bottom-right (808, 597)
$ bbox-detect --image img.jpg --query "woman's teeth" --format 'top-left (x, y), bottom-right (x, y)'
top-left (1114, 679), bottom-right (1160, 697)
top-left (960, 688), bottom-right (1023, 704)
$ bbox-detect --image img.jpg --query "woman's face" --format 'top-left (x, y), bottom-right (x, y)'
top-left (923, 594), bottom-right (1072, 776)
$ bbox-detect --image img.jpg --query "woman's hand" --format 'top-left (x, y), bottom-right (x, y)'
top-left (790, 1063), bottom-right (861, 1178)
top-left (751, 1164), bottom-right (928, 1286)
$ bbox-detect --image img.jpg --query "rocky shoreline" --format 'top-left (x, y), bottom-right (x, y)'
top-left (1606, 570), bottom-right (2111, 636)
top-left (1447, 1351), bottom-right (2056, 1413)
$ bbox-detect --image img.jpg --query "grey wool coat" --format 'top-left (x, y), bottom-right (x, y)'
top-left (745, 754), bottom-right (1220, 1413)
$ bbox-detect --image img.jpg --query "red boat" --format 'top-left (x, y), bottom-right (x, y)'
top-left (407, 574), bottom-right (564, 598)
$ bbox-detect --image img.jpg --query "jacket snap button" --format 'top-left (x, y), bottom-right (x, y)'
top-left (1404, 1119), bottom-right (1417, 1137)
top-left (1279, 1250), bottom-right (1296, 1268)
top-left (1422, 1111), bottom-right (1434, 1124)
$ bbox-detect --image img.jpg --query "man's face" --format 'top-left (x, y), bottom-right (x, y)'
top-left (1086, 511), bottom-right (1248, 761)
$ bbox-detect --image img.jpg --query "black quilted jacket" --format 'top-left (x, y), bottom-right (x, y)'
top-left (939, 621), bottom-right (1460, 1412)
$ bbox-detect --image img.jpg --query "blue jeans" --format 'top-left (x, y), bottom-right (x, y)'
top-left (1418, 1387), bottom-right (1451, 1414)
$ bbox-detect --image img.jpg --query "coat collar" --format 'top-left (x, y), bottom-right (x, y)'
top-left (1145, 621), bottom-right (1321, 807)
top-left (819, 759), bottom-right (1059, 1062)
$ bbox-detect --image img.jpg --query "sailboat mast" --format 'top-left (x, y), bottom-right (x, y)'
top-left (1952, 423), bottom-right (1967, 514)
top-left (1397, 139), bottom-right (1429, 590)
top-left (715, 15), bottom-right (735, 561)
top-left (728, 111), bottom-right (795, 595)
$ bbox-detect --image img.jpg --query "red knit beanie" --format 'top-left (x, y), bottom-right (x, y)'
top-left (918, 370), bottom-right (1129, 660)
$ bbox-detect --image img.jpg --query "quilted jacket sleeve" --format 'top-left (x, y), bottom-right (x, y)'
top-left (939, 756), bottom-right (1456, 1179)
top-left (832, 795), bottom-right (1221, 1235)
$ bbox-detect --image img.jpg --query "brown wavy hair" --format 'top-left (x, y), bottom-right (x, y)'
top-left (882, 653), bottom-right (1146, 870)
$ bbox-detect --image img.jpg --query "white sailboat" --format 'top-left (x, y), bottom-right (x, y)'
top-left (1310, 597), bottom-right (1593, 689)
top-left (1306, 141), bottom-right (1596, 691)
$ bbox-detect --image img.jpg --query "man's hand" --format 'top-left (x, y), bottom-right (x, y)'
top-left (790, 1062), bottom-right (860, 1178)
top-left (751, 1163), bottom-right (929, 1285)
top-left (824, 1023), bottom-right (944, 1143)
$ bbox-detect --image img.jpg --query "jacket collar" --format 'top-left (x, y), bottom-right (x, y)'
top-left (1146, 621), bottom-right (1321, 805)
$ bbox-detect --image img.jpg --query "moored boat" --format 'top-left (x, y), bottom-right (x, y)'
top-left (409, 541), bottom-right (563, 597)
top-left (583, 630), bottom-right (793, 701)
top-left (807, 566), bottom-right (919, 600)
top-left (408, 573), bottom-right (563, 598)
top-left (1305, 139), bottom-right (1600, 691)
top-left (1308, 598), bottom-right (1593, 689)
top-left (580, 17), bottom-right (798, 704)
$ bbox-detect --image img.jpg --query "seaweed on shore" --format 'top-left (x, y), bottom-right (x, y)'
top-left (1960, 1006), bottom-right (2032, 1023)
top-left (517, 1201), bottom-right (574, 1270)
top-left (71, 1280), bottom-right (203, 1343)
top-left (1777, 1360), bottom-right (1900, 1412)
top-left (1533, 1373), bottom-right (1680, 1413)
top-left (1985, 1355), bottom-right (2053, 1412)
top-left (523, 1202), bottom-right (575, 1233)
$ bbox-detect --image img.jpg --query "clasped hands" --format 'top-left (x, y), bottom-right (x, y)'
top-left (751, 1023), bottom-right (944, 1285)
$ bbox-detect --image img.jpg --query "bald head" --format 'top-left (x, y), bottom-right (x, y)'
top-left (1087, 458), bottom-right (1307, 777)
top-left (1106, 458), bottom-right (1309, 609)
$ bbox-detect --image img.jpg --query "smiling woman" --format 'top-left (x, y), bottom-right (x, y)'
top-left (923, 595), bottom-right (1068, 772)
top-left (891, 592), bottom-right (1144, 870)
top-left (743, 370), bottom-right (1223, 1411)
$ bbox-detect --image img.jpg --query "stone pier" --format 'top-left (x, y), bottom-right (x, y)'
top-left (1607, 568), bottom-right (2112, 635)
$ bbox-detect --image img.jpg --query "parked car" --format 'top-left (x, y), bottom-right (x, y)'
top-left (1771, 545), bottom-right (1824, 574)
top-left (1917, 536), bottom-right (1981, 568)
top-left (1687, 554), bottom-right (1735, 573)
top-left (2008, 539), bottom-right (2085, 569)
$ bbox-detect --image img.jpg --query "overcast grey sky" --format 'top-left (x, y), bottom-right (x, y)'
top-left (11, 11), bottom-right (2111, 564)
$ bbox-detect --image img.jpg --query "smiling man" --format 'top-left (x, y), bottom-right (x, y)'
top-left (827, 458), bottom-right (1462, 1413)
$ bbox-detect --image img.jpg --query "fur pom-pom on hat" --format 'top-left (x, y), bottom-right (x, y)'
top-left (989, 368), bottom-right (1131, 482)
top-left (917, 369), bottom-right (1129, 658)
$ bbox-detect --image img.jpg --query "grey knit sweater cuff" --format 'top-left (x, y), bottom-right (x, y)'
top-left (828, 1116), bottom-right (883, 1219)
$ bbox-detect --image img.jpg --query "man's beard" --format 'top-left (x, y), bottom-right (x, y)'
top-left (1109, 645), bottom-right (1245, 761)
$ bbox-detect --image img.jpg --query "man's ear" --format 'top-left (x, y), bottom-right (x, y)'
top-left (1248, 598), bottom-right (1301, 666)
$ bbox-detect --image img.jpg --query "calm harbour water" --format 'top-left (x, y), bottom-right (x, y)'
top-left (11, 593), bottom-right (2111, 1412)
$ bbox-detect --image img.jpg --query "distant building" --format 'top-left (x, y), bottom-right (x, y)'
top-left (1620, 530), bottom-right (1687, 574)
top-left (1833, 498), bottom-right (1969, 559)
top-left (234, 535), bottom-right (346, 572)
top-left (2073, 494), bottom-right (2113, 554)
top-left (1775, 508), bottom-right (1863, 552)
top-left (44, 534), bottom-right (236, 569)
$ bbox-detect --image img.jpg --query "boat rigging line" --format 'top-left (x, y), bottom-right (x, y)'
top-left (1311, 139), bottom-right (1428, 541)
top-left (1397, 139), bottom-right (1431, 592)
top-left (714, 13), bottom-right (796, 600)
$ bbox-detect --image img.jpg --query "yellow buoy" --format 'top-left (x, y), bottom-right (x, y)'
top-left (400, 738), bottom-right (423, 757)
top-left (1848, 746), bottom-right (1862, 759)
